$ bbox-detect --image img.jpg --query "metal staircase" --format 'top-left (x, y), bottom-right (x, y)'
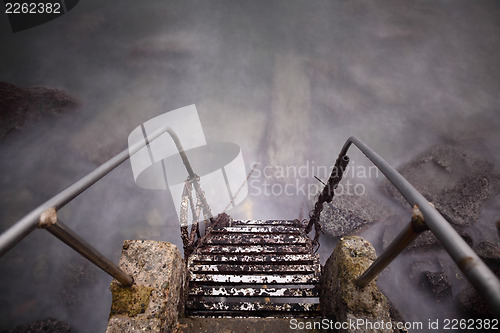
top-left (185, 216), bottom-right (321, 317)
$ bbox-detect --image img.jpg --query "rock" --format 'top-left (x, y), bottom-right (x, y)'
top-left (408, 259), bottom-right (443, 280)
top-left (321, 236), bottom-right (393, 333)
top-left (382, 223), bottom-right (473, 252)
top-left (318, 193), bottom-right (390, 238)
top-left (418, 271), bottom-right (452, 302)
top-left (455, 241), bottom-right (500, 317)
top-left (384, 144), bottom-right (499, 227)
top-left (409, 230), bottom-right (473, 252)
top-left (458, 281), bottom-right (498, 319)
top-left (474, 241), bottom-right (500, 269)
top-left (106, 240), bottom-right (187, 333)
top-left (0, 81), bottom-right (79, 140)
top-left (7, 318), bottom-right (71, 332)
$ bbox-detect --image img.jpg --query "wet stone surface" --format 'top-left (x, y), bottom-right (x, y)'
top-left (474, 241), bottom-right (500, 269)
top-left (0, 81), bottom-right (79, 141)
top-left (321, 236), bottom-right (393, 333)
top-left (106, 240), bottom-right (186, 333)
top-left (383, 144), bottom-right (499, 227)
top-left (418, 271), bottom-right (452, 303)
top-left (6, 318), bottom-right (71, 333)
top-left (458, 278), bottom-right (499, 319)
top-left (456, 241), bottom-right (500, 318)
top-left (316, 193), bottom-right (390, 238)
top-left (381, 223), bottom-right (473, 252)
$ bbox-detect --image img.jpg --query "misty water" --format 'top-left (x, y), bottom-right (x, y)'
top-left (1, 1), bottom-right (499, 331)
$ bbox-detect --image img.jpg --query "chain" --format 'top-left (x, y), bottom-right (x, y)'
top-left (306, 154), bottom-right (350, 248)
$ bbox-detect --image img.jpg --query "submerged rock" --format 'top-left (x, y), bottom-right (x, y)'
top-left (381, 222), bottom-right (473, 252)
top-left (458, 280), bottom-right (498, 319)
top-left (457, 242), bottom-right (500, 318)
top-left (384, 144), bottom-right (499, 227)
top-left (7, 318), bottom-right (71, 332)
top-left (474, 241), bottom-right (500, 269)
top-left (418, 271), bottom-right (452, 302)
top-left (317, 193), bottom-right (389, 238)
top-left (0, 82), bottom-right (79, 140)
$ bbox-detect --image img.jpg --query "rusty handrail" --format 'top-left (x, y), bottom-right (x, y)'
top-left (318, 136), bottom-right (500, 316)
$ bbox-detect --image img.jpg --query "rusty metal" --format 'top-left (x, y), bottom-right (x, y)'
top-left (186, 301), bottom-right (320, 313)
top-left (190, 253), bottom-right (318, 263)
top-left (203, 234), bottom-right (310, 245)
top-left (356, 205), bottom-right (428, 288)
top-left (190, 273), bottom-right (319, 284)
top-left (231, 219), bottom-right (298, 226)
top-left (173, 125), bottom-right (215, 259)
top-left (190, 263), bottom-right (320, 273)
top-left (198, 244), bottom-right (310, 254)
top-left (186, 216), bottom-right (321, 317)
top-left (180, 178), bottom-right (207, 259)
top-left (306, 154), bottom-right (350, 248)
top-left (38, 208), bottom-right (134, 287)
top-left (180, 182), bottom-right (191, 252)
top-left (212, 226), bottom-right (302, 234)
top-left (189, 286), bottom-right (319, 297)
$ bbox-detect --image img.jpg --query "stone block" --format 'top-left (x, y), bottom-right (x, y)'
top-left (106, 240), bottom-right (186, 333)
top-left (321, 236), bottom-right (393, 333)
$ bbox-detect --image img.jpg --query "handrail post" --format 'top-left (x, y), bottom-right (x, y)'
top-left (339, 136), bottom-right (500, 316)
top-left (0, 126), bottom-right (171, 257)
top-left (356, 205), bottom-right (428, 288)
top-left (164, 127), bottom-right (214, 256)
top-left (38, 208), bottom-right (134, 287)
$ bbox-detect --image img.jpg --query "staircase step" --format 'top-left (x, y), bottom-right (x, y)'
top-left (186, 301), bottom-right (320, 313)
top-left (186, 219), bottom-right (320, 318)
top-left (190, 253), bottom-right (319, 264)
top-left (197, 244), bottom-right (310, 254)
top-left (231, 219), bottom-right (299, 226)
top-left (188, 286), bottom-right (319, 297)
top-left (189, 273), bottom-right (320, 284)
top-left (203, 234), bottom-right (310, 245)
top-left (212, 226), bottom-right (302, 234)
top-left (190, 263), bottom-right (321, 274)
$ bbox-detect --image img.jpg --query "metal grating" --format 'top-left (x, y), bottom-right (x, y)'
top-left (186, 218), bottom-right (321, 317)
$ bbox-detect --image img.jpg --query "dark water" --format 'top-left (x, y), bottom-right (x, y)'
top-left (1, 1), bottom-right (499, 331)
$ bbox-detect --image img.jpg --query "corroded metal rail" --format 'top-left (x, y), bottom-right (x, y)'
top-left (306, 154), bottom-right (349, 247)
top-left (312, 136), bottom-right (500, 316)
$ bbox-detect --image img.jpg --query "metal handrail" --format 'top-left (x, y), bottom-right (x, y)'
top-left (0, 126), bottom-right (196, 287)
top-left (333, 136), bottom-right (500, 316)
